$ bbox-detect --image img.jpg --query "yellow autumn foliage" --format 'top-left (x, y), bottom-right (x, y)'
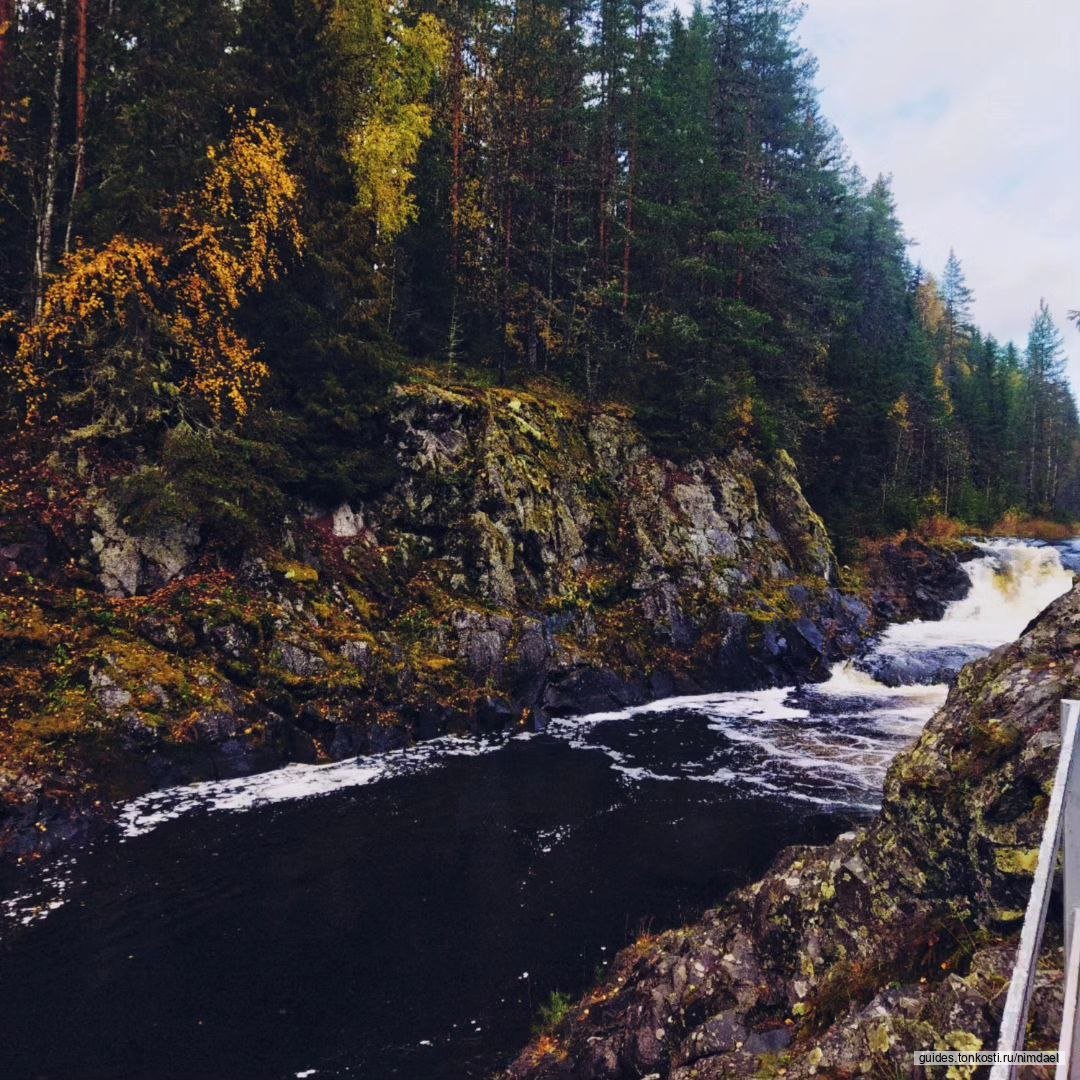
top-left (12, 237), bottom-right (166, 422)
top-left (350, 104), bottom-right (434, 240)
top-left (932, 361), bottom-right (954, 417)
top-left (176, 117), bottom-right (303, 303)
top-left (6, 118), bottom-right (302, 424)
top-left (887, 392), bottom-right (911, 432)
top-left (170, 117), bottom-right (303, 417)
top-left (337, 0), bottom-right (448, 241)
top-left (915, 274), bottom-right (946, 336)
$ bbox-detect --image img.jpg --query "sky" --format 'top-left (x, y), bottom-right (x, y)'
top-left (793, 0), bottom-right (1080, 388)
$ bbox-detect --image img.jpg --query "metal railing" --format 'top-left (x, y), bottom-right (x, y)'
top-left (991, 699), bottom-right (1080, 1079)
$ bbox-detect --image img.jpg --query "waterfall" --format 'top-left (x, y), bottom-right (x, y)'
top-left (545, 539), bottom-right (1076, 809)
top-left (113, 540), bottom-right (1077, 833)
top-left (854, 540), bottom-right (1074, 687)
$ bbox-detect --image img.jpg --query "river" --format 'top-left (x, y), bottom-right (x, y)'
top-left (0, 539), bottom-right (1075, 1079)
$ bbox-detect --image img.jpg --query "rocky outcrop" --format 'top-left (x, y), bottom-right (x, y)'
top-left (90, 504), bottom-right (200, 598)
top-left (1, 378), bottom-right (873, 857)
top-left (863, 535), bottom-right (978, 623)
top-left (505, 580), bottom-right (1080, 1079)
top-left (354, 382), bottom-right (864, 720)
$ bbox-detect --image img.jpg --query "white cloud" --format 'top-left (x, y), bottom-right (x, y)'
top-left (795, 0), bottom-right (1080, 385)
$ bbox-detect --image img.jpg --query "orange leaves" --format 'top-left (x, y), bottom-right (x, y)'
top-left (174, 116), bottom-right (303, 324)
top-left (177, 118), bottom-right (302, 296)
top-left (169, 117), bottom-right (303, 418)
top-left (887, 392), bottom-right (912, 432)
top-left (529, 1035), bottom-right (568, 1064)
top-left (732, 394), bottom-right (755, 440)
top-left (932, 362), bottom-right (954, 418)
top-left (12, 237), bottom-right (164, 421)
top-left (5, 118), bottom-right (303, 425)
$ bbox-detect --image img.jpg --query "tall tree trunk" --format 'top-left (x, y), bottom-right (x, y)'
top-left (735, 103), bottom-right (755, 302)
top-left (0, 0), bottom-right (14, 158)
top-left (500, 185), bottom-right (512, 381)
top-left (621, 0), bottom-right (642, 313)
top-left (448, 27), bottom-right (464, 275)
top-left (546, 171), bottom-right (558, 369)
top-left (620, 132), bottom-right (633, 311)
top-left (63, 0), bottom-right (88, 255)
top-left (597, 82), bottom-right (610, 273)
top-left (1028, 391), bottom-right (1038, 504)
top-left (1044, 413), bottom-right (1055, 509)
top-left (597, 0), bottom-right (611, 275)
top-left (32, 0), bottom-right (69, 320)
top-left (916, 426), bottom-right (927, 495)
top-left (0, 0), bottom-right (14, 91)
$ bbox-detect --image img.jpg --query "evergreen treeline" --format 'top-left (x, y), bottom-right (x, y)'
top-left (1, 0), bottom-right (1077, 544)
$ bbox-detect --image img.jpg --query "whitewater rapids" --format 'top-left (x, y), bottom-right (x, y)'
top-left (111, 539), bottom-right (1074, 838)
top-left (1, 539), bottom-right (1073, 1080)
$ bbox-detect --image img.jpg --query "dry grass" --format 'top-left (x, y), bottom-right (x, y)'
top-left (856, 516), bottom-right (967, 560)
top-left (529, 1035), bottom-right (568, 1065)
top-left (990, 512), bottom-right (1079, 542)
top-left (914, 514), bottom-right (968, 541)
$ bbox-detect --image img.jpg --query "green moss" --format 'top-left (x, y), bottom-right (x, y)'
top-left (868, 1023), bottom-right (893, 1054)
top-left (418, 655), bottom-right (456, 673)
top-left (993, 847), bottom-right (1040, 875)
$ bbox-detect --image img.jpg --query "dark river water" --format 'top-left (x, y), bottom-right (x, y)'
top-left (0, 540), bottom-right (1074, 1080)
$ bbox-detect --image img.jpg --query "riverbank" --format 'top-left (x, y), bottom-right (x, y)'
top-left (505, 568), bottom-right (1080, 1079)
top-left (1, 374), bottom-right (999, 863)
top-left (0, 539), bottom-right (1068, 1080)
top-left (0, 376), bottom-right (901, 860)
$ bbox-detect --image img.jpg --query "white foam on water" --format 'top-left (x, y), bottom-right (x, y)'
top-left (6, 540), bottom-right (1069, 939)
top-left (118, 733), bottom-right (509, 839)
top-left (0, 855), bottom-right (81, 937)
top-left (611, 765), bottom-right (683, 783)
top-left (103, 541), bottom-right (1074, 836)
top-left (813, 663), bottom-right (947, 703)
top-left (869, 539), bottom-right (1072, 664)
top-left (549, 685), bottom-right (810, 733)
top-left (540, 539), bottom-right (1074, 809)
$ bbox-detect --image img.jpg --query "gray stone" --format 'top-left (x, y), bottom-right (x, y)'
top-left (89, 667), bottom-right (132, 715)
top-left (276, 642), bottom-right (327, 678)
top-left (339, 639), bottom-right (372, 669)
top-left (91, 503), bottom-right (199, 597)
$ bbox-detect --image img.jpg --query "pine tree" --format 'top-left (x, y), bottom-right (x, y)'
top-left (1022, 300), bottom-right (1072, 510)
top-left (940, 248), bottom-right (973, 326)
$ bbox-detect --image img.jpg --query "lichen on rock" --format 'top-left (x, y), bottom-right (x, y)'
top-left (503, 581), bottom-right (1080, 1079)
top-left (1, 375), bottom-right (873, 857)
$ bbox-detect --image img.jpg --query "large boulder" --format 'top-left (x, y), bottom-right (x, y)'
top-left (91, 503), bottom-right (199, 597)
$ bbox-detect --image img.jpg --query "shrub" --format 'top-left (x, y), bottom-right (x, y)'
top-left (108, 422), bottom-right (300, 547)
top-left (915, 514), bottom-right (967, 541)
top-left (990, 511), bottom-right (1077, 543)
top-left (532, 990), bottom-right (573, 1034)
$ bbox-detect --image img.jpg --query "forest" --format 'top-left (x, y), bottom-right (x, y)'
top-left (2, 0), bottom-right (1078, 548)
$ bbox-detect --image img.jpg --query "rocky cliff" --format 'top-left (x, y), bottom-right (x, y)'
top-left (505, 578), bottom-right (1080, 1080)
top-left (0, 376), bottom-right (872, 856)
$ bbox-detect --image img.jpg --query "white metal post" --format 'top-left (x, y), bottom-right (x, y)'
top-left (1062, 700), bottom-right (1080, 964)
top-left (991, 700), bottom-right (1080, 1080)
top-left (1058, 907), bottom-right (1080, 1079)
